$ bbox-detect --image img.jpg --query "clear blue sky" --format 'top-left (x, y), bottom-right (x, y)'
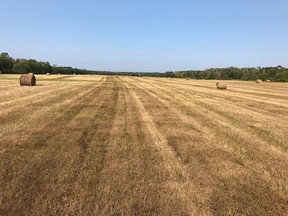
top-left (1, 0), bottom-right (287, 72)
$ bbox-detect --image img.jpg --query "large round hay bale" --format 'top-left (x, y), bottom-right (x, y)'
top-left (216, 82), bottom-right (227, 90)
top-left (265, 79), bottom-right (271, 82)
top-left (20, 74), bottom-right (36, 86)
top-left (46, 73), bottom-right (50, 76)
top-left (256, 79), bottom-right (263, 83)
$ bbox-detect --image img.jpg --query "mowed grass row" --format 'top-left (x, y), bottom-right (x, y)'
top-left (1, 75), bottom-right (193, 215)
top-left (123, 76), bottom-right (288, 214)
top-left (0, 74), bottom-right (288, 215)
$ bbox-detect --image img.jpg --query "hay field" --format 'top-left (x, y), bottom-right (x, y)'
top-left (0, 74), bottom-right (288, 215)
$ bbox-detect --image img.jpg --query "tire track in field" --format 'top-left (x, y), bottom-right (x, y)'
top-left (179, 80), bottom-right (288, 100)
top-left (139, 78), bottom-right (288, 118)
top-left (0, 75), bottom-right (103, 103)
top-left (47, 77), bottom-right (120, 215)
top-left (0, 84), bottom-right (88, 125)
top-left (0, 76), bottom-right (105, 163)
top-left (140, 77), bottom-right (288, 108)
top-left (0, 83), bottom-right (72, 106)
top-left (127, 80), bottom-right (242, 181)
top-left (71, 80), bottom-right (127, 215)
top-left (0, 77), bottom-right (123, 215)
top-left (156, 80), bottom-right (288, 153)
top-left (135, 80), bottom-right (288, 153)
top-left (0, 77), bottom-right (105, 146)
top-left (122, 81), bottom-right (207, 215)
top-left (135, 77), bottom-right (288, 133)
top-left (76, 77), bottom-right (119, 170)
top-left (131, 79), bottom-right (288, 171)
top-left (0, 76), bottom-right (105, 107)
top-left (0, 77), bottom-right (106, 141)
top-left (0, 78), bottom-right (112, 215)
top-left (0, 77), bottom-right (106, 124)
top-left (126, 78), bottom-right (288, 215)
top-left (91, 79), bottom-right (193, 215)
top-left (146, 77), bottom-right (288, 95)
top-left (49, 75), bottom-right (74, 80)
top-left (122, 78), bottom-right (288, 151)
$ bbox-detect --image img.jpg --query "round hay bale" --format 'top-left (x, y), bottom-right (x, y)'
top-left (46, 73), bottom-right (50, 75)
top-left (265, 79), bottom-right (271, 82)
top-left (256, 79), bottom-right (263, 83)
top-left (20, 74), bottom-right (36, 86)
top-left (216, 82), bottom-right (227, 90)
top-left (187, 78), bottom-right (190, 80)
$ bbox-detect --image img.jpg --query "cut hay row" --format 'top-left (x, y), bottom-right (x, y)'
top-left (0, 75), bottom-right (108, 107)
top-left (134, 78), bottom-right (288, 161)
top-left (125, 77), bottom-right (288, 150)
top-left (140, 77), bottom-right (288, 108)
top-left (0, 75), bottom-right (287, 215)
top-left (134, 77), bottom-right (288, 122)
top-left (124, 77), bottom-right (288, 215)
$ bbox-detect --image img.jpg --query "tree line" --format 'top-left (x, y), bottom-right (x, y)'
top-left (0, 52), bottom-right (287, 81)
top-left (172, 66), bottom-right (288, 82)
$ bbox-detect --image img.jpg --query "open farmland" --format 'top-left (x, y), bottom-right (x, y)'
top-left (0, 74), bottom-right (288, 215)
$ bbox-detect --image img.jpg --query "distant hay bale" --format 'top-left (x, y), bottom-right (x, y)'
top-left (187, 78), bottom-right (190, 80)
top-left (46, 73), bottom-right (50, 75)
top-left (58, 73), bottom-right (60, 75)
top-left (256, 79), bottom-right (263, 83)
top-left (216, 82), bottom-right (227, 90)
top-left (20, 74), bottom-right (36, 86)
top-left (73, 73), bottom-right (76, 75)
top-left (265, 79), bottom-right (271, 82)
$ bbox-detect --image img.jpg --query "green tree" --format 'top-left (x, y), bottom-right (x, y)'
top-left (0, 52), bottom-right (14, 73)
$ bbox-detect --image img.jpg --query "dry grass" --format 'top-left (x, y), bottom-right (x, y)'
top-left (0, 74), bottom-right (288, 215)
